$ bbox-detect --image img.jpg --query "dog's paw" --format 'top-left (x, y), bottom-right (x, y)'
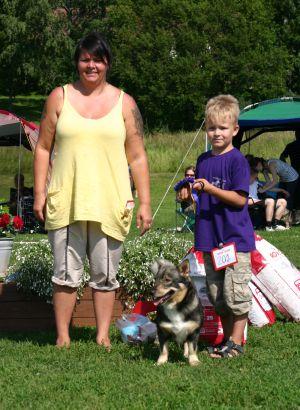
top-left (183, 342), bottom-right (189, 358)
top-left (189, 356), bottom-right (200, 367)
top-left (156, 356), bottom-right (168, 366)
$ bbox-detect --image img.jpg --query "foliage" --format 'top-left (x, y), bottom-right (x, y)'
top-left (118, 229), bottom-right (193, 302)
top-left (8, 230), bottom-right (192, 303)
top-left (197, 0), bottom-right (290, 105)
top-left (0, 212), bottom-right (23, 238)
top-left (270, 0), bottom-right (300, 95)
top-left (0, 0), bottom-right (297, 129)
top-left (8, 240), bottom-right (89, 302)
top-left (0, 0), bottom-right (73, 97)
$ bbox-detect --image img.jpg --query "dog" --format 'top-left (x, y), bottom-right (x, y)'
top-left (151, 258), bottom-right (203, 366)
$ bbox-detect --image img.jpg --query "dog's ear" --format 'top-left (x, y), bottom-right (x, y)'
top-left (150, 259), bottom-right (175, 276)
top-left (150, 260), bottom-right (160, 275)
top-left (179, 259), bottom-right (190, 277)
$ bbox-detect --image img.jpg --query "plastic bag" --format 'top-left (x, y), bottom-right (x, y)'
top-left (115, 313), bottom-right (157, 344)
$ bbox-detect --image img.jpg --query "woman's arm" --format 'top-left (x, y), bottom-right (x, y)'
top-left (33, 87), bottom-right (63, 222)
top-left (258, 163), bottom-right (279, 193)
top-left (123, 94), bottom-right (152, 235)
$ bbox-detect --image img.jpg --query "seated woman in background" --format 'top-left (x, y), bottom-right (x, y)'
top-left (248, 167), bottom-right (289, 231)
top-left (176, 165), bottom-right (195, 214)
top-left (254, 157), bottom-right (299, 214)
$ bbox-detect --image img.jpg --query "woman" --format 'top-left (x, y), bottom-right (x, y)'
top-left (34, 32), bottom-right (152, 348)
top-left (254, 157), bottom-right (299, 214)
top-left (248, 167), bottom-right (289, 231)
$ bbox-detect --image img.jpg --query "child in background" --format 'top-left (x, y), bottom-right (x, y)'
top-left (178, 95), bottom-right (255, 358)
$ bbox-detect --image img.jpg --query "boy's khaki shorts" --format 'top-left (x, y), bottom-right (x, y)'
top-left (48, 221), bottom-right (122, 291)
top-left (203, 252), bottom-right (252, 316)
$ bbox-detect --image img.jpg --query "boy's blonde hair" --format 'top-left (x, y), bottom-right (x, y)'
top-left (205, 94), bottom-right (240, 125)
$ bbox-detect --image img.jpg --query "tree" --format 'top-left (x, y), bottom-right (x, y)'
top-left (89, 0), bottom-right (208, 130)
top-left (82, 0), bottom-right (291, 129)
top-left (198, 0), bottom-right (290, 105)
top-left (270, 0), bottom-right (300, 94)
top-left (0, 0), bottom-right (73, 99)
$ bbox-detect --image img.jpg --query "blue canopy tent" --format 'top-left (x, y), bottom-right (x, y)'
top-left (234, 97), bottom-right (300, 149)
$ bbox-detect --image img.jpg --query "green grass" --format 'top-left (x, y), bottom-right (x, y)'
top-left (0, 323), bottom-right (299, 409)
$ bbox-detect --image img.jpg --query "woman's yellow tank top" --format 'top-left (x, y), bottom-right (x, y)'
top-left (45, 85), bottom-right (133, 241)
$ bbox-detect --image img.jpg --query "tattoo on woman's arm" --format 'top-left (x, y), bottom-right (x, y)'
top-left (132, 106), bottom-right (144, 138)
top-left (40, 101), bottom-right (47, 121)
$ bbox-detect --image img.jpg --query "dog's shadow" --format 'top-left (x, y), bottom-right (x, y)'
top-left (135, 339), bottom-right (208, 364)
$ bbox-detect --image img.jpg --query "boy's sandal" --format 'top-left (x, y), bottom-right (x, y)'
top-left (206, 340), bottom-right (228, 355)
top-left (210, 340), bottom-right (244, 358)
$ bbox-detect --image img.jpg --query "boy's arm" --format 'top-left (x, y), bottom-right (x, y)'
top-left (193, 179), bottom-right (247, 208)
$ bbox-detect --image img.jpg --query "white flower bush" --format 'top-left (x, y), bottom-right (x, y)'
top-left (118, 230), bottom-right (193, 302)
top-left (8, 240), bottom-right (89, 303)
top-left (7, 230), bottom-right (192, 303)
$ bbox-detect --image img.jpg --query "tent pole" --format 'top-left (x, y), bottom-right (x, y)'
top-left (17, 121), bottom-right (22, 217)
top-left (152, 120), bottom-right (205, 221)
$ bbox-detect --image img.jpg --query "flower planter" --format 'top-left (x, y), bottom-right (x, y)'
top-left (0, 283), bottom-right (126, 332)
top-left (0, 238), bottom-right (13, 277)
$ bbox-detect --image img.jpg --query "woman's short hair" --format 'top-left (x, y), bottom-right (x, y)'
top-left (74, 32), bottom-right (112, 69)
top-left (205, 94), bottom-right (240, 125)
top-left (184, 166), bottom-right (195, 176)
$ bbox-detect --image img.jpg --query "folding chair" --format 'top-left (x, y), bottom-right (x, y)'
top-left (19, 196), bottom-right (40, 232)
top-left (175, 200), bottom-right (195, 233)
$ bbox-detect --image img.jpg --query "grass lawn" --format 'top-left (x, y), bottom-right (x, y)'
top-left (0, 322), bottom-right (299, 409)
top-left (1, 173), bottom-right (300, 409)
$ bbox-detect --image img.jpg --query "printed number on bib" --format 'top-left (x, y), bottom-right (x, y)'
top-left (211, 242), bottom-right (238, 271)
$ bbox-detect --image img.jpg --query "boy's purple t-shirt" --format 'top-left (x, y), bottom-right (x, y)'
top-left (194, 148), bottom-right (255, 252)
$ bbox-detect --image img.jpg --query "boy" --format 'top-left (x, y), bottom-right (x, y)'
top-left (179, 95), bottom-right (255, 358)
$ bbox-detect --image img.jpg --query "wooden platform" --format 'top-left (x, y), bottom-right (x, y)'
top-left (0, 283), bottom-right (125, 332)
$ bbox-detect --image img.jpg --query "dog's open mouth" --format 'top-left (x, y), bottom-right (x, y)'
top-left (153, 290), bottom-right (175, 306)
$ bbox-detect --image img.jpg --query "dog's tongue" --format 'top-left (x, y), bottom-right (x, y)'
top-left (153, 290), bottom-right (174, 306)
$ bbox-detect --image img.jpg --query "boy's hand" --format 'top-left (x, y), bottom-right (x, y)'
top-left (193, 178), bottom-right (211, 193)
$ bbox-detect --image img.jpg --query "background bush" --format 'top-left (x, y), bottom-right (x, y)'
top-left (8, 230), bottom-right (192, 303)
top-left (0, 0), bottom-right (298, 130)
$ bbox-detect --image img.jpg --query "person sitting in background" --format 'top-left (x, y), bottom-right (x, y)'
top-left (254, 157), bottom-right (299, 216)
top-left (248, 167), bottom-right (289, 231)
top-left (280, 130), bottom-right (300, 210)
top-left (176, 166), bottom-right (196, 214)
top-left (9, 173), bottom-right (33, 216)
top-left (248, 168), bottom-right (265, 229)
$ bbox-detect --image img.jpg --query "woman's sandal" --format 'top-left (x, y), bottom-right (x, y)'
top-left (209, 340), bottom-right (244, 358)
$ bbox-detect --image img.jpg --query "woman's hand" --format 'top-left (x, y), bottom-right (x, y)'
top-left (136, 203), bottom-right (152, 236)
top-left (177, 184), bottom-right (192, 201)
top-left (33, 192), bottom-right (47, 222)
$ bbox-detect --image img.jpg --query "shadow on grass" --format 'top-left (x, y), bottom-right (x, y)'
top-left (126, 339), bottom-right (209, 364)
top-left (0, 326), bottom-right (98, 346)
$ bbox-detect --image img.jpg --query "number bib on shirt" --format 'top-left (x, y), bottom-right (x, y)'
top-left (211, 242), bottom-right (238, 271)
